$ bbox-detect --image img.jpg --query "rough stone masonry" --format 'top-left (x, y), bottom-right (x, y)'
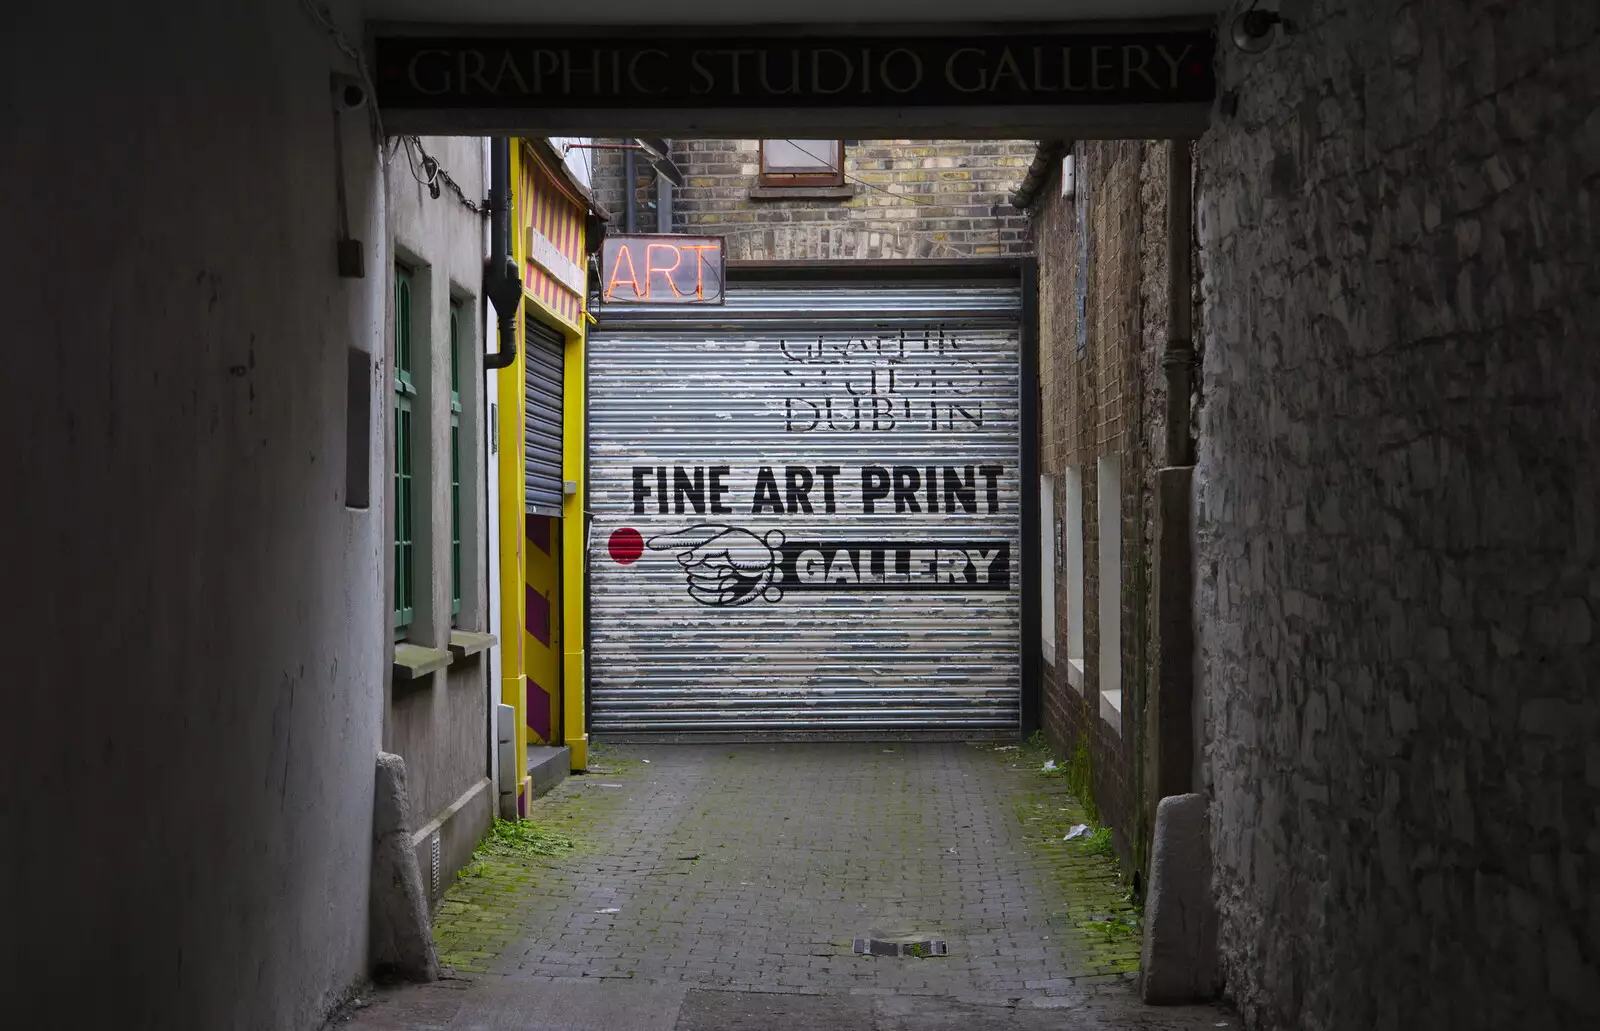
top-left (1193, 1), bottom-right (1599, 1029)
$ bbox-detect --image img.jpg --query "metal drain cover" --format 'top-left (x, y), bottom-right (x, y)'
top-left (853, 938), bottom-right (948, 957)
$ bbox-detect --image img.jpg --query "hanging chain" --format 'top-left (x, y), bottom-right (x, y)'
top-left (400, 136), bottom-right (490, 217)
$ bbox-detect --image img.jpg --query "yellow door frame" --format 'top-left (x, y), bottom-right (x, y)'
top-left (498, 141), bottom-right (590, 791)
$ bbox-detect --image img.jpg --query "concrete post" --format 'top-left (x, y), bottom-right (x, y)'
top-left (1140, 793), bottom-right (1219, 1003)
top-left (369, 752), bottom-right (440, 982)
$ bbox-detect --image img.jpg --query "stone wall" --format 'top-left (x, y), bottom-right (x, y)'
top-left (1033, 140), bottom-right (1175, 871)
top-left (592, 139), bottom-right (1035, 260)
top-left (1194, 1), bottom-right (1600, 1027)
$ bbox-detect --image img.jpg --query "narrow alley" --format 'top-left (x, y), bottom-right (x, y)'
top-left (6, 2), bottom-right (1597, 1030)
top-left (343, 742), bottom-right (1230, 1030)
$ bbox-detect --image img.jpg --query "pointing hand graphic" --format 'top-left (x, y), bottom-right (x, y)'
top-left (646, 524), bottom-right (786, 607)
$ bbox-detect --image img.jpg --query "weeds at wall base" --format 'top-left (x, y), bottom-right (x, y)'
top-left (455, 817), bottom-right (578, 884)
top-left (1023, 727), bottom-right (1100, 828)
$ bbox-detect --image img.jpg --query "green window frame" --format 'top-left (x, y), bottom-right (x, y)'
top-left (449, 299), bottom-right (463, 621)
top-left (393, 265), bottom-right (416, 637)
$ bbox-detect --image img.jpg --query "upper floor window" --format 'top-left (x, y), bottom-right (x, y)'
top-left (759, 140), bottom-right (845, 187)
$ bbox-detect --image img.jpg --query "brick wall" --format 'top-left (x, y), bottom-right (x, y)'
top-left (591, 139), bottom-right (1035, 260)
top-left (1033, 140), bottom-right (1176, 875)
top-left (1194, 1), bottom-right (1599, 1028)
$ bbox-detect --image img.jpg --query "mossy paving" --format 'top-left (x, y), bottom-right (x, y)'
top-left (982, 739), bottom-right (1143, 975)
top-left (431, 743), bottom-right (639, 973)
top-left (431, 739), bottom-right (1144, 996)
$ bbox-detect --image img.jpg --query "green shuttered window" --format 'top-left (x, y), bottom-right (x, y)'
top-left (393, 265), bottom-right (416, 636)
top-left (449, 300), bottom-right (463, 621)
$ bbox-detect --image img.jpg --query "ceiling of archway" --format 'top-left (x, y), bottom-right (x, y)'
top-left (363, 0), bottom-right (1228, 26)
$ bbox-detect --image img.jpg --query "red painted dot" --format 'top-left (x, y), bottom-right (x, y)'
top-left (609, 527), bottom-right (644, 565)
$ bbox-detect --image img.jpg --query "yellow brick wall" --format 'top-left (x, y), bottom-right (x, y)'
top-left (593, 139), bottom-right (1036, 261)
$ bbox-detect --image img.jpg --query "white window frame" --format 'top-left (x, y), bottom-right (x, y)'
top-left (1040, 474), bottom-right (1057, 665)
top-left (1064, 466), bottom-right (1085, 690)
top-left (758, 139), bottom-right (845, 187)
top-left (1097, 455), bottom-right (1122, 731)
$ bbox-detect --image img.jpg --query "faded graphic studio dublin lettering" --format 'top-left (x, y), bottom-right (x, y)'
top-left (637, 523), bottom-right (1011, 607)
top-left (780, 328), bottom-right (985, 433)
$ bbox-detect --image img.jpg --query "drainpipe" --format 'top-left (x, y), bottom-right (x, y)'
top-left (655, 140), bottom-right (673, 233)
top-left (485, 137), bottom-right (519, 370)
top-left (1150, 139), bottom-right (1198, 808)
top-left (623, 147), bottom-right (638, 234)
top-left (1162, 140), bottom-right (1195, 464)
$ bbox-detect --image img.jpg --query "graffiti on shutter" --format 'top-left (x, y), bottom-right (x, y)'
top-left (588, 279), bottom-right (1023, 736)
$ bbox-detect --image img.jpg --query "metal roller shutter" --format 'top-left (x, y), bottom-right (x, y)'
top-left (588, 276), bottom-right (1022, 737)
top-left (525, 316), bottom-right (565, 513)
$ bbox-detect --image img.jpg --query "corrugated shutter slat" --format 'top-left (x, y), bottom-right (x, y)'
top-left (525, 317), bottom-right (565, 512)
top-left (588, 279), bottom-right (1022, 737)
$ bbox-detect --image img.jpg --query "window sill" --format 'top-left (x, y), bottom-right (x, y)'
top-left (1099, 688), bottom-right (1122, 733)
top-left (748, 185), bottom-right (858, 201)
top-left (448, 630), bottom-right (498, 660)
top-left (1066, 658), bottom-right (1086, 691)
top-left (393, 642), bottom-right (452, 682)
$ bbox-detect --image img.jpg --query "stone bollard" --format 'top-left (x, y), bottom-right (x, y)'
top-left (1140, 793), bottom-right (1220, 1004)
top-left (369, 751), bottom-right (440, 983)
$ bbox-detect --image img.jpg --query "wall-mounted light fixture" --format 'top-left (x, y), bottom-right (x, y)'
top-left (1230, 10), bottom-right (1280, 53)
top-left (1229, 1), bottom-right (1301, 54)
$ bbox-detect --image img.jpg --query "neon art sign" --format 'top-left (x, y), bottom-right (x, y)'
top-left (601, 234), bottom-right (726, 305)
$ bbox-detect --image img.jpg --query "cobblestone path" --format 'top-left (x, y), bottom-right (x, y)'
top-left (342, 741), bottom-right (1234, 1030)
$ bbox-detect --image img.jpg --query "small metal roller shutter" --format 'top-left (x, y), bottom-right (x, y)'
top-left (525, 316), bottom-right (565, 513)
top-left (587, 276), bottom-right (1023, 737)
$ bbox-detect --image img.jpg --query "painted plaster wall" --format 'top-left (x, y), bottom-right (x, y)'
top-left (481, 135), bottom-right (506, 811)
top-left (549, 136), bottom-right (596, 190)
top-left (389, 656), bottom-right (492, 844)
top-left (384, 134), bottom-right (494, 831)
top-left (1194, 1), bottom-right (1600, 1027)
top-left (0, 0), bottom-right (385, 1026)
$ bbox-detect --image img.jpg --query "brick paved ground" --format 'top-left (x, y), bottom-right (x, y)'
top-left (340, 741), bottom-right (1235, 1030)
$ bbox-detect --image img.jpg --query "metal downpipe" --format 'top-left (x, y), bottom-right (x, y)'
top-left (655, 140), bottom-right (673, 233)
top-left (1162, 140), bottom-right (1195, 465)
top-left (624, 147), bottom-right (638, 234)
top-left (485, 136), bottom-right (519, 370)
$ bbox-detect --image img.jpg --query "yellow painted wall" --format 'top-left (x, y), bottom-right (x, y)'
top-left (561, 306), bottom-right (587, 770)
top-left (499, 140), bottom-right (589, 781)
top-left (495, 175), bottom-right (530, 807)
top-left (523, 513), bottom-right (562, 745)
